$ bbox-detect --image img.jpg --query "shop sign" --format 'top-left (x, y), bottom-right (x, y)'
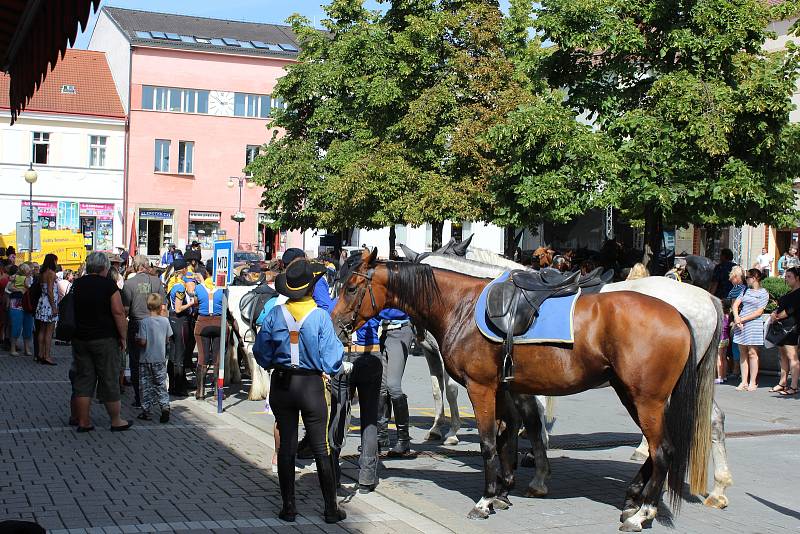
top-left (189, 211), bottom-right (221, 222)
top-left (80, 202), bottom-right (114, 220)
top-left (258, 214), bottom-right (273, 225)
top-left (139, 209), bottom-right (173, 220)
top-left (22, 200), bottom-right (57, 229)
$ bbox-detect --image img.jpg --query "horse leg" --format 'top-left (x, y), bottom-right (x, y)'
top-left (423, 343), bottom-right (447, 441)
top-left (514, 394), bottom-right (551, 497)
top-left (630, 436), bottom-right (649, 461)
top-left (443, 374), bottom-right (461, 445)
top-left (703, 400), bottom-right (733, 509)
top-left (465, 382), bottom-right (500, 520)
top-left (493, 388), bottom-right (520, 510)
top-left (620, 401), bottom-right (668, 533)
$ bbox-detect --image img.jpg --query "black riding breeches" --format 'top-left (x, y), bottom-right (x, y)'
top-left (269, 368), bottom-right (330, 461)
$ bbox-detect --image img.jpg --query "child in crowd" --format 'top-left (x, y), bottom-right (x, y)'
top-left (136, 293), bottom-right (173, 423)
top-left (716, 300), bottom-right (732, 383)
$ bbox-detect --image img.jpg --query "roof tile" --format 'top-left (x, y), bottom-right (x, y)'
top-left (0, 49), bottom-right (125, 119)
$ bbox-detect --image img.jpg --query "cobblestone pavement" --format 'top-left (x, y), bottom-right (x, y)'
top-left (3, 344), bottom-right (800, 533)
top-left (0, 346), bottom-right (455, 534)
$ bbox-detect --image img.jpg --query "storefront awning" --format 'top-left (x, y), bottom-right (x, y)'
top-left (0, 0), bottom-right (100, 124)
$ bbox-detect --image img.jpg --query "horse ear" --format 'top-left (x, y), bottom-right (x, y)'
top-left (368, 247), bottom-right (379, 265)
top-left (399, 243), bottom-right (419, 262)
top-left (452, 234), bottom-right (473, 256)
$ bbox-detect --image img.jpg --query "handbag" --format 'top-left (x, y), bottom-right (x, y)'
top-left (55, 289), bottom-right (76, 341)
top-left (765, 316), bottom-right (796, 349)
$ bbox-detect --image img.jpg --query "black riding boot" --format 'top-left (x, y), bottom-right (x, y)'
top-left (377, 393), bottom-right (391, 449)
top-left (315, 455), bottom-right (346, 523)
top-left (277, 455), bottom-right (297, 522)
top-left (387, 395), bottom-right (412, 457)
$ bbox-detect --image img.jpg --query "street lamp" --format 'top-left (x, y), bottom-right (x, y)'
top-left (227, 176), bottom-right (255, 248)
top-left (23, 163), bottom-right (38, 261)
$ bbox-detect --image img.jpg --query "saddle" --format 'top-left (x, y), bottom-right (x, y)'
top-left (486, 267), bottom-right (614, 382)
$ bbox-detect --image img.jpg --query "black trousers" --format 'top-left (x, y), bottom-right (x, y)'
top-left (270, 368), bottom-right (330, 461)
top-left (168, 313), bottom-right (191, 393)
top-left (328, 351), bottom-right (383, 486)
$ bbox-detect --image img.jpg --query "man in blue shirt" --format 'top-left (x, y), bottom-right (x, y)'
top-left (160, 244), bottom-right (177, 267)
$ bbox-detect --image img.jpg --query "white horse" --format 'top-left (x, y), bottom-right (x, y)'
top-left (227, 285), bottom-right (270, 400)
top-left (426, 246), bottom-right (733, 510)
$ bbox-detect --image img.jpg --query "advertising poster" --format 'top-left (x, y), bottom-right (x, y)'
top-left (95, 219), bottom-right (113, 251)
top-left (57, 201), bottom-right (80, 230)
top-left (22, 200), bottom-right (57, 229)
top-left (80, 203), bottom-right (114, 220)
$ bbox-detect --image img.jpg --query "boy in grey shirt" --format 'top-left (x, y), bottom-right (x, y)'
top-left (136, 293), bottom-right (174, 422)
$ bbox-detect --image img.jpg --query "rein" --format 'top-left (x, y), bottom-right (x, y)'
top-left (336, 266), bottom-right (377, 344)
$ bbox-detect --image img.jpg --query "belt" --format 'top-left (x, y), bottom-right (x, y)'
top-left (348, 344), bottom-right (380, 353)
top-left (273, 365), bottom-right (321, 376)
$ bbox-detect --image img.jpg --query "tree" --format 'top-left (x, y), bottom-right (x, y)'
top-left (536, 0), bottom-right (800, 259)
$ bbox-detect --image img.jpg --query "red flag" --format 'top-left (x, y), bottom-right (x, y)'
top-left (128, 218), bottom-right (137, 259)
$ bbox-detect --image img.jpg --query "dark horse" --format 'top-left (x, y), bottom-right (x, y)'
top-left (332, 249), bottom-right (715, 532)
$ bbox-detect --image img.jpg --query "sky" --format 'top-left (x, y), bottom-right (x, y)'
top-left (75, 0), bottom-right (511, 49)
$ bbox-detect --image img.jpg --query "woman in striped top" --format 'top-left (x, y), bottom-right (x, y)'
top-left (732, 268), bottom-right (769, 391)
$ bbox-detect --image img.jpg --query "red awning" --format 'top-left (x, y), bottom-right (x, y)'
top-left (0, 0), bottom-right (100, 124)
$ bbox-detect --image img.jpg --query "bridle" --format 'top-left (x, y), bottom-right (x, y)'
top-left (336, 266), bottom-right (377, 343)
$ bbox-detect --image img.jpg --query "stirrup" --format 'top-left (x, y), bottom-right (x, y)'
top-left (501, 354), bottom-right (515, 383)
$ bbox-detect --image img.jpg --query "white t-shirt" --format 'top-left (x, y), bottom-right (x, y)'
top-left (756, 253), bottom-right (772, 269)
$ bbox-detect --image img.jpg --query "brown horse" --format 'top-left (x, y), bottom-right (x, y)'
top-left (332, 249), bottom-right (715, 532)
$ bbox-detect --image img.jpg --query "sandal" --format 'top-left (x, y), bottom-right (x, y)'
top-left (735, 383), bottom-right (747, 391)
top-left (769, 384), bottom-right (787, 393)
top-left (779, 387), bottom-right (798, 396)
top-left (746, 384), bottom-right (758, 392)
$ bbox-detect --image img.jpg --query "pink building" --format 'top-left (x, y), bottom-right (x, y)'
top-left (88, 7), bottom-right (303, 259)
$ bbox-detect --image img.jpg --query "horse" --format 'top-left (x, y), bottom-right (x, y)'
top-left (227, 285), bottom-right (271, 400)
top-left (438, 244), bottom-right (732, 511)
top-left (332, 248), bottom-right (716, 532)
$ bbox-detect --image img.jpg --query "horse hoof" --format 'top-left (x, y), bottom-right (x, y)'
top-left (619, 519), bottom-right (643, 532)
top-left (524, 485), bottom-right (548, 498)
top-left (424, 429), bottom-right (443, 441)
top-left (493, 496), bottom-right (512, 510)
top-left (629, 450), bottom-right (648, 461)
top-left (620, 508), bottom-right (639, 522)
top-left (443, 435), bottom-right (460, 446)
top-left (703, 494), bottom-right (728, 509)
top-left (467, 506), bottom-right (491, 520)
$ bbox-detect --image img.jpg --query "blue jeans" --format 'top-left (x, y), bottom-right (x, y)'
top-left (9, 309), bottom-right (34, 340)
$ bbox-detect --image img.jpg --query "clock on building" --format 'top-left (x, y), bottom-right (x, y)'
top-left (208, 91), bottom-right (234, 116)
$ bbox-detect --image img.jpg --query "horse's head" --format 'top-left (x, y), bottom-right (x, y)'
top-left (331, 247), bottom-right (389, 343)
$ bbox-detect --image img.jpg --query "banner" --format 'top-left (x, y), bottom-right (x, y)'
top-left (80, 202), bottom-right (114, 220)
top-left (22, 200), bottom-right (56, 229)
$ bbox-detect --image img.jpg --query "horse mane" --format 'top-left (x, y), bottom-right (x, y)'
top-left (385, 261), bottom-right (441, 312)
top-left (421, 254), bottom-right (506, 279)
top-left (465, 247), bottom-right (525, 271)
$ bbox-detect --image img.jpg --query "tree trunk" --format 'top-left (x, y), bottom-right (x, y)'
top-left (431, 221), bottom-right (444, 251)
top-left (644, 206), bottom-right (664, 273)
top-left (389, 225), bottom-right (397, 260)
top-left (504, 227), bottom-right (517, 258)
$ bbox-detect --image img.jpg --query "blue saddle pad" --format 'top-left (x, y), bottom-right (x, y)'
top-left (474, 271), bottom-right (580, 344)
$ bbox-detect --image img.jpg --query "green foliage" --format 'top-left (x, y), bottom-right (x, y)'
top-left (762, 276), bottom-right (790, 312)
top-left (537, 0), bottom-right (800, 234)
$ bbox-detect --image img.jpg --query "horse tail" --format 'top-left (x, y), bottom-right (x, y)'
top-left (664, 314), bottom-right (698, 512)
top-left (688, 295), bottom-right (722, 497)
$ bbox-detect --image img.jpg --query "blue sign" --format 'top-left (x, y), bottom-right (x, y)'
top-left (139, 209), bottom-right (173, 220)
top-left (212, 240), bottom-right (234, 287)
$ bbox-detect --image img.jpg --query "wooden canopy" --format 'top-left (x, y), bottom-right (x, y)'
top-left (0, 0), bottom-right (100, 124)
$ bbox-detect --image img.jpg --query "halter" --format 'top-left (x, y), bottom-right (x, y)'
top-left (336, 266), bottom-right (377, 343)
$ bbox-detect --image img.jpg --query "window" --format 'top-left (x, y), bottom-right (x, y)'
top-left (178, 141), bottom-right (194, 174)
top-left (32, 132), bottom-right (49, 164)
top-left (89, 136), bottom-right (107, 167)
top-left (154, 139), bottom-right (170, 172)
top-left (245, 144), bottom-right (260, 175)
top-left (234, 93), bottom-right (271, 118)
top-left (142, 85), bottom-right (209, 114)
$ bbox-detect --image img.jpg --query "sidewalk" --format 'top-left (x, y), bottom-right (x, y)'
top-left (0, 346), bottom-right (460, 533)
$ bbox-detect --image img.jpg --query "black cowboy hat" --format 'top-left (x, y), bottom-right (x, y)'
top-left (275, 259), bottom-right (323, 299)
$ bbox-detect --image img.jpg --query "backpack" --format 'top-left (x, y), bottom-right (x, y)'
top-left (239, 284), bottom-right (278, 332)
top-left (22, 278), bottom-right (41, 313)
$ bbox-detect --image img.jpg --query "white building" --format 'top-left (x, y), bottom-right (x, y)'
top-left (0, 49), bottom-right (126, 252)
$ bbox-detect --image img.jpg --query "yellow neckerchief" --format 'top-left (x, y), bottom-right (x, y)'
top-left (285, 296), bottom-right (317, 322)
top-left (203, 277), bottom-right (215, 290)
top-left (167, 273), bottom-right (185, 294)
